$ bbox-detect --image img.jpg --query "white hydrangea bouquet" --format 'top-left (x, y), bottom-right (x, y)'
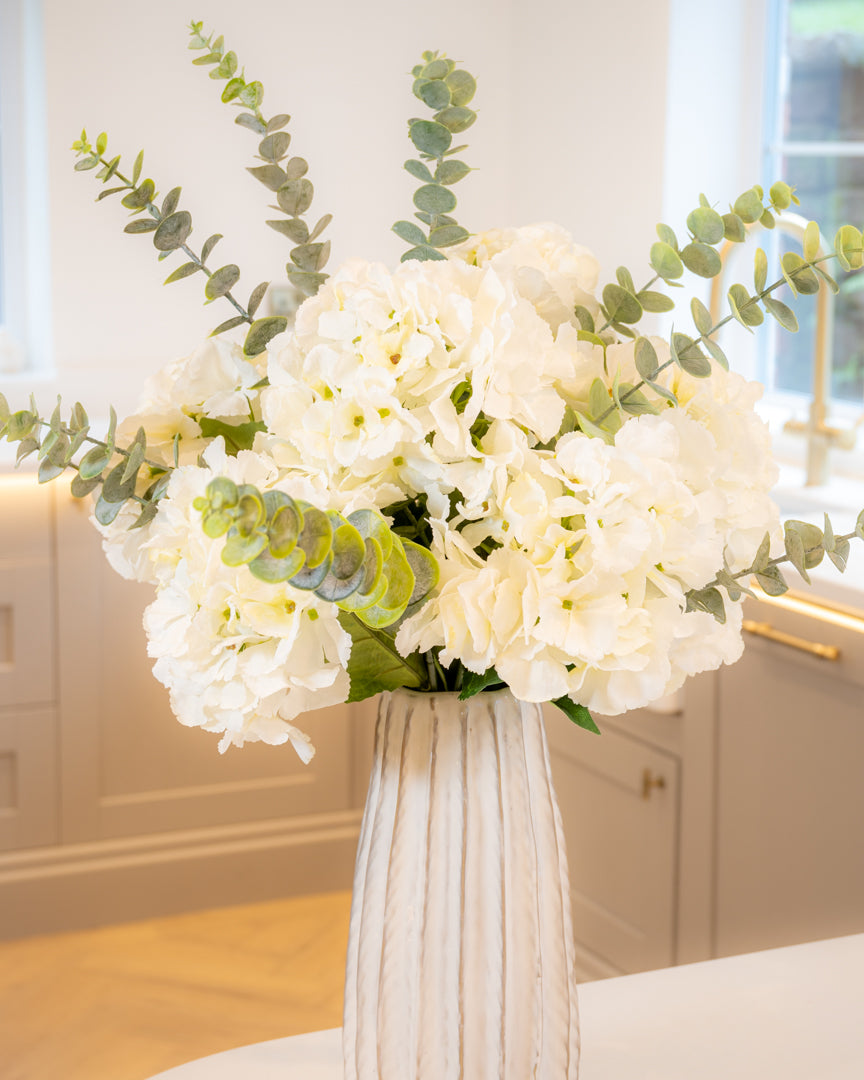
top-left (3, 24), bottom-right (864, 765)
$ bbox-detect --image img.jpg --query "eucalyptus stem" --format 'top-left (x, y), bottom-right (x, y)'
top-left (36, 417), bottom-right (169, 475)
top-left (95, 157), bottom-right (250, 323)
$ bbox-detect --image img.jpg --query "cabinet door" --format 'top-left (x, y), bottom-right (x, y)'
top-left (716, 597), bottom-right (864, 957)
top-left (545, 706), bottom-right (680, 979)
top-left (55, 486), bottom-right (354, 843)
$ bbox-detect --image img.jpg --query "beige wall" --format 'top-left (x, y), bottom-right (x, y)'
top-left (24, 0), bottom-right (671, 416)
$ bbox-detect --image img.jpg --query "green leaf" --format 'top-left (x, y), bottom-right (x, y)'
top-left (551, 696), bottom-right (600, 734)
top-left (703, 336), bottom-right (729, 370)
top-left (121, 179), bottom-right (155, 210)
top-left (638, 290), bottom-right (674, 313)
top-left (722, 212), bottom-right (747, 242)
top-left (690, 296), bottom-right (712, 336)
top-left (435, 159), bottom-right (471, 185)
top-left (132, 150), bottom-right (144, 186)
top-left (573, 305), bottom-right (595, 332)
top-left (339, 613), bottom-right (427, 702)
top-left (429, 224), bottom-right (469, 247)
top-left (409, 119), bottom-right (452, 157)
top-left (781, 251), bottom-right (820, 295)
top-left (259, 131), bottom-right (291, 162)
top-left (672, 333), bottom-right (711, 377)
top-left (267, 218), bottom-right (309, 243)
top-left (401, 244), bottom-right (448, 263)
top-left (681, 241), bottom-right (722, 278)
top-left (769, 181), bottom-right (793, 210)
top-left (602, 282), bottom-right (642, 325)
top-left (803, 220), bottom-right (821, 262)
top-left (634, 336), bottom-right (660, 380)
top-left (615, 266), bottom-right (636, 293)
top-left (266, 114), bottom-right (291, 133)
top-left (235, 112), bottom-right (267, 134)
top-left (276, 178), bottom-right (314, 216)
top-left (161, 187), bottom-right (181, 216)
top-left (287, 270), bottom-right (328, 296)
top-left (247, 164), bottom-right (288, 191)
top-left (762, 296), bottom-right (798, 332)
top-left (753, 246), bottom-right (768, 294)
top-left (78, 443), bottom-right (112, 480)
top-left (650, 241), bottom-right (684, 280)
top-left (687, 205), bottom-right (725, 245)
top-left (153, 210), bottom-right (193, 251)
top-left (284, 157), bottom-right (308, 180)
top-left (404, 159), bottom-right (435, 182)
top-left (201, 233), bottom-right (222, 265)
top-left (205, 264), bottom-right (241, 300)
top-left (164, 261), bottom-right (200, 284)
top-left (433, 106), bottom-right (476, 133)
top-left (71, 472), bottom-right (101, 498)
top-left (291, 241), bottom-right (330, 272)
top-left (445, 69), bottom-right (476, 106)
top-left (417, 79), bottom-right (451, 109)
top-left (685, 585), bottom-right (726, 622)
top-left (243, 315), bottom-right (288, 357)
top-left (247, 281), bottom-right (268, 319)
top-left (413, 184), bottom-right (457, 215)
top-left (101, 460), bottom-right (137, 504)
top-left (828, 538), bottom-right (851, 573)
top-left (458, 666), bottom-right (504, 699)
top-left (210, 315), bottom-right (248, 337)
top-left (198, 416), bottom-right (266, 454)
top-left (656, 223), bottom-right (678, 249)
top-left (834, 224), bottom-right (863, 271)
top-left (124, 219), bottom-right (158, 234)
top-left (393, 220), bottom-right (428, 246)
top-left (727, 283), bottom-right (763, 329)
top-left (733, 188), bottom-right (763, 224)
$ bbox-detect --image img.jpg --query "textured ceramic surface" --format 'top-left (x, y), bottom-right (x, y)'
top-left (343, 688), bottom-right (580, 1079)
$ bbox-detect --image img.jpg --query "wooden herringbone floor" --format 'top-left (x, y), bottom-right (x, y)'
top-left (0, 890), bottom-right (353, 1080)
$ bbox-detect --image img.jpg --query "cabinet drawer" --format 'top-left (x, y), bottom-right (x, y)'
top-left (0, 563), bottom-right (55, 706)
top-left (0, 706), bottom-right (58, 851)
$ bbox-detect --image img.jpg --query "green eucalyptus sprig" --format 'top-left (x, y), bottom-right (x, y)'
top-left (393, 51), bottom-right (477, 262)
top-left (686, 512), bottom-right (864, 623)
top-left (0, 393), bottom-right (170, 528)
top-left (573, 181), bottom-right (864, 441)
top-left (187, 21), bottom-right (333, 301)
top-left (70, 131), bottom-right (282, 358)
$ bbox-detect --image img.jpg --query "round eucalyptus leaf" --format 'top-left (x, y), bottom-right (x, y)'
top-left (634, 337), bottom-right (659, 380)
top-left (205, 264), bottom-right (241, 300)
top-left (393, 220), bottom-right (428, 246)
top-left (722, 212), bottom-right (747, 242)
top-left (429, 224), bottom-right (470, 248)
top-left (248, 546), bottom-right (305, 583)
top-left (400, 244), bottom-right (448, 262)
top-left (434, 159), bottom-right (471, 185)
top-left (413, 184), bottom-right (457, 215)
top-left (418, 79), bottom-right (451, 110)
top-left (314, 562), bottom-right (367, 602)
top-left (409, 120), bottom-right (452, 157)
top-left (153, 211), bottom-right (193, 251)
top-left (763, 296), bottom-right (799, 332)
top-left (124, 219), bottom-right (158, 235)
top-left (445, 69), bottom-right (476, 106)
top-left (347, 509), bottom-right (394, 560)
top-left (101, 460), bottom-right (136, 504)
top-left (331, 522), bottom-right (366, 580)
top-left (235, 489), bottom-right (266, 536)
top-left (248, 164), bottom-right (288, 191)
top-left (402, 539), bottom-right (439, 604)
top-left (686, 206), bottom-right (725, 245)
top-left (602, 282), bottom-right (642, 325)
top-left (202, 509), bottom-right (232, 538)
top-left (222, 529), bottom-right (268, 566)
top-left (421, 58), bottom-right (450, 79)
top-left (268, 501), bottom-right (301, 558)
top-left (267, 218), bottom-right (309, 243)
top-left (681, 242), bottom-right (722, 279)
top-left (656, 223), bottom-right (679, 249)
top-left (276, 178), bottom-right (314, 216)
top-left (289, 551), bottom-right (333, 590)
top-left (71, 472), bottom-right (101, 498)
top-left (78, 444), bottom-right (112, 480)
top-left (404, 159), bottom-right (434, 182)
top-left (637, 290), bottom-right (674, 313)
top-left (291, 241), bottom-right (330, 272)
top-left (649, 241), bottom-right (684, 280)
top-left (161, 187), bottom-right (181, 217)
top-left (433, 106), bottom-right (476, 133)
top-left (284, 157), bottom-right (308, 180)
top-left (733, 188), bottom-right (763, 224)
top-left (121, 179), bottom-right (155, 211)
top-left (94, 492), bottom-right (124, 526)
top-left (769, 181), bottom-right (793, 210)
top-left (205, 476), bottom-right (239, 509)
top-left (296, 507), bottom-right (333, 569)
top-left (258, 131), bottom-right (291, 162)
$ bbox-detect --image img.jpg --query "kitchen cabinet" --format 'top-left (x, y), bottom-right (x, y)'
top-left (0, 478), bottom-right (374, 938)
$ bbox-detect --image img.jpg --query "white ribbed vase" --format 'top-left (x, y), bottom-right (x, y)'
top-left (342, 688), bottom-right (580, 1079)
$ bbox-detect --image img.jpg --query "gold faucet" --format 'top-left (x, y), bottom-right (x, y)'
top-left (709, 211), bottom-right (854, 486)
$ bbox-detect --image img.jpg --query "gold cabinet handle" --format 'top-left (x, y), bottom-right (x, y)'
top-left (742, 619), bottom-right (841, 661)
top-left (642, 768), bottom-right (666, 801)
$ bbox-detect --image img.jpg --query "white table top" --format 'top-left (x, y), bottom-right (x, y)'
top-left (149, 933), bottom-right (864, 1078)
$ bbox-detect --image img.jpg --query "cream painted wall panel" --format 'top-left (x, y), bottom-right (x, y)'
top-left (0, 706), bottom-right (58, 851)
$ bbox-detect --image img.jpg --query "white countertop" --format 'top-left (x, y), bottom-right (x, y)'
top-left (148, 933), bottom-right (864, 1078)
